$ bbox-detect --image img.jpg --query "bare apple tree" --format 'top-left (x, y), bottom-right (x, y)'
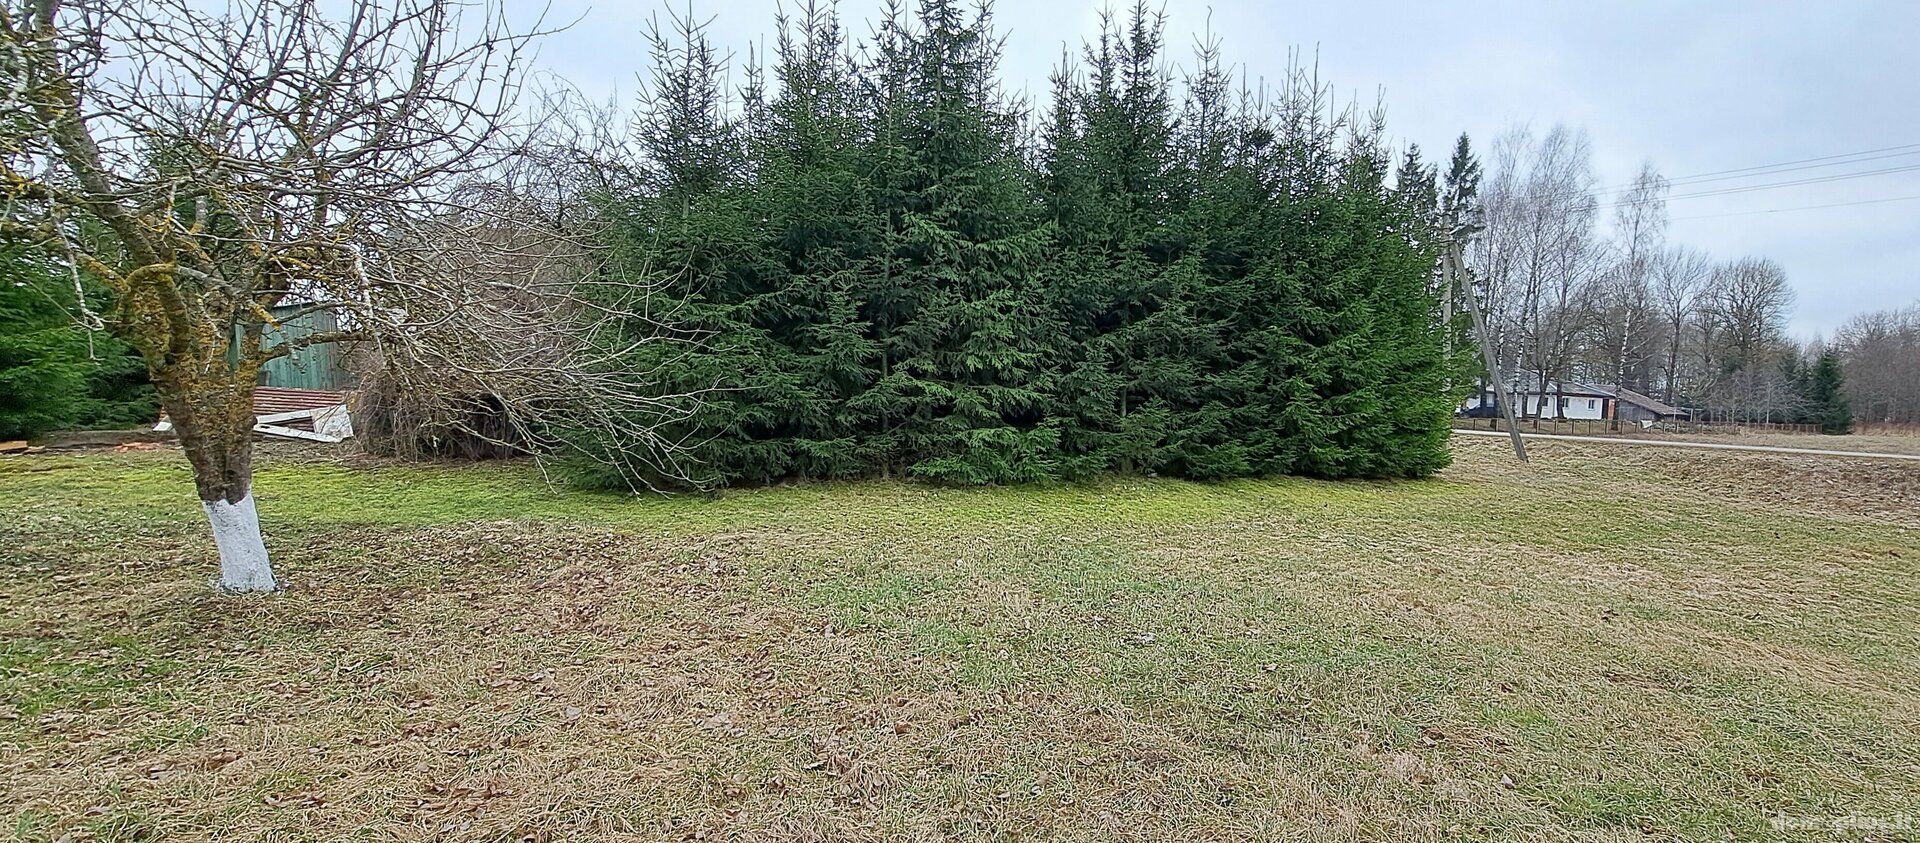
top-left (0, 0), bottom-right (702, 592)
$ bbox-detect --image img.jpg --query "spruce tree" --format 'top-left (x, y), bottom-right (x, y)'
top-left (1035, 50), bottom-right (1123, 476)
top-left (1807, 349), bottom-right (1853, 434)
top-left (0, 249), bottom-right (160, 440)
top-left (1441, 134), bottom-right (1482, 229)
top-left (582, 9), bottom-right (770, 487)
top-left (1292, 141), bottom-right (1455, 477)
top-left (1438, 134), bottom-right (1484, 394)
top-left (1155, 36), bottom-right (1271, 479)
top-left (745, 2), bottom-right (881, 478)
top-left (1040, 3), bottom-right (1191, 477)
top-left (854, 0), bottom-right (1053, 483)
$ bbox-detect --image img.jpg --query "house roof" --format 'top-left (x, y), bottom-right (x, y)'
top-left (154, 387), bottom-right (351, 436)
top-left (1477, 376), bottom-right (1687, 417)
top-left (254, 387), bottom-right (351, 416)
top-left (250, 387), bottom-right (352, 434)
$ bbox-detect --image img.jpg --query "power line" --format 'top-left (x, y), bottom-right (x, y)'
top-left (1501, 141), bottom-right (1920, 210)
top-left (1652, 161), bottom-right (1920, 203)
top-left (1670, 193), bottom-right (1920, 221)
top-left (1593, 141), bottom-right (1920, 194)
top-left (1657, 148), bottom-right (1920, 190)
top-left (1462, 141), bottom-right (1920, 233)
top-left (1674, 142), bottom-right (1920, 180)
top-left (1589, 161), bottom-right (1920, 211)
top-left (1499, 161), bottom-right (1920, 211)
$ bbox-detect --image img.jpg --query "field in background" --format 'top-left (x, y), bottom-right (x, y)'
top-left (1455, 418), bottom-right (1920, 456)
top-left (3, 439), bottom-right (1918, 841)
top-left (1657, 430), bottom-right (1920, 457)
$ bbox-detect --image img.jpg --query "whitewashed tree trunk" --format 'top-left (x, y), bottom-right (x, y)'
top-left (161, 384), bottom-right (279, 593)
top-left (204, 494), bottom-right (276, 592)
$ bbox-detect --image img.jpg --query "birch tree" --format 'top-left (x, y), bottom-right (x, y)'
top-left (1470, 125), bottom-right (1602, 415)
top-left (0, 0), bottom-right (699, 592)
top-left (1586, 163), bottom-right (1666, 392)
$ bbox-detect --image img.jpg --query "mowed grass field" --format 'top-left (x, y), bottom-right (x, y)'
top-left (3, 437), bottom-right (1918, 841)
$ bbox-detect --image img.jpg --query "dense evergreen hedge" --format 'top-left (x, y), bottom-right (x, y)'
top-left (572, 1), bottom-right (1474, 488)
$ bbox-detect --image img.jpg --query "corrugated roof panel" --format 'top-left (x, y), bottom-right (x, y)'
top-left (254, 387), bottom-right (350, 415)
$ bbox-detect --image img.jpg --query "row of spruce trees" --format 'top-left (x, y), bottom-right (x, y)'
top-left (573, 0), bottom-right (1480, 487)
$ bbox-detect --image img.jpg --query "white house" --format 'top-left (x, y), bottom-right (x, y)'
top-left (1461, 377), bottom-right (1690, 422)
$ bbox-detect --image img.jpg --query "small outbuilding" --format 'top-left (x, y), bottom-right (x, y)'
top-left (1608, 387), bottom-right (1691, 423)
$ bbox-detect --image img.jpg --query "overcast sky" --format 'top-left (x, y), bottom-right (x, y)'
top-left (526, 0), bottom-right (1920, 339)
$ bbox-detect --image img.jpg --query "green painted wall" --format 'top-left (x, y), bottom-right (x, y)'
top-left (258, 306), bottom-right (348, 390)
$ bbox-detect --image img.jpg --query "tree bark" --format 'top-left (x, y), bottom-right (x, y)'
top-left (162, 380), bottom-right (277, 592)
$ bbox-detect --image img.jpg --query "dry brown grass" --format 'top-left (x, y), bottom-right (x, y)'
top-left (1459, 418), bottom-right (1920, 457)
top-left (1688, 431), bottom-right (1920, 457)
top-left (3, 439), bottom-right (1918, 841)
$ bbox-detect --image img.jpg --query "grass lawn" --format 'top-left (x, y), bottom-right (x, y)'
top-left (3, 437), bottom-right (1918, 841)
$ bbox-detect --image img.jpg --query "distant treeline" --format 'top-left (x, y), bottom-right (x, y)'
top-left (568, 0), bottom-right (1475, 487)
top-left (1463, 126), bottom-right (1860, 434)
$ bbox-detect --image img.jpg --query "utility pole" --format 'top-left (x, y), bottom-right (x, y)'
top-left (1446, 237), bottom-right (1527, 462)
